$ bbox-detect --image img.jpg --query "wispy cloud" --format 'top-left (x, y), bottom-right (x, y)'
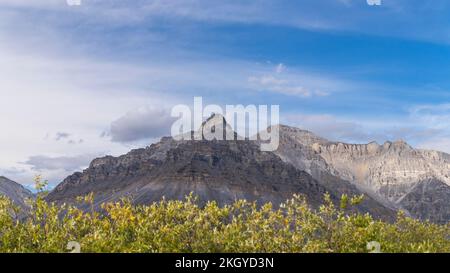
top-left (23, 154), bottom-right (96, 172)
top-left (18, 153), bottom-right (100, 185)
top-left (410, 103), bottom-right (450, 130)
top-left (284, 104), bottom-right (450, 153)
top-left (248, 64), bottom-right (343, 98)
top-left (249, 75), bottom-right (312, 97)
top-left (407, 103), bottom-right (450, 152)
top-left (2, 0), bottom-right (448, 44)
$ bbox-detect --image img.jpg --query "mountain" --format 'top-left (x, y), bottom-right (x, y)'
top-left (0, 176), bottom-right (34, 207)
top-left (46, 115), bottom-right (396, 220)
top-left (397, 178), bottom-right (450, 223)
top-left (273, 125), bottom-right (450, 223)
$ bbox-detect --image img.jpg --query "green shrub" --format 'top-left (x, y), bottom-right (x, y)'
top-left (0, 176), bottom-right (447, 253)
top-left (0, 188), bottom-right (448, 253)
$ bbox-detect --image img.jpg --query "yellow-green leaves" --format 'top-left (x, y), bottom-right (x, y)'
top-left (34, 175), bottom-right (48, 194)
top-left (0, 191), bottom-right (448, 253)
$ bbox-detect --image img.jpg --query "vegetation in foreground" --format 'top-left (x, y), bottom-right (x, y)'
top-left (0, 177), bottom-right (449, 253)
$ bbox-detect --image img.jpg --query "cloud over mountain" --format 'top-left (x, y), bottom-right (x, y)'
top-left (109, 107), bottom-right (175, 143)
top-left (24, 154), bottom-right (96, 172)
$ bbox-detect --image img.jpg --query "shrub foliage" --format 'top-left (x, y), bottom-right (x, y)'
top-left (0, 177), bottom-right (449, 253)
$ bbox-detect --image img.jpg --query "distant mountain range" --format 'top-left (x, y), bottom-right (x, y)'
top-left (0, 176), bottom-right (34, 208)
top-left (272, 125), bottom-right (450, 223)
top-left (2, 114), bottom-right (449, 223)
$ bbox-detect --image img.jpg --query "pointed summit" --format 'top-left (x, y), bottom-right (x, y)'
top-left (199, 113), bottom-right (237, 141)
top-left (201, 113), bottom-right (228, 128)
top-left (382, 139), bottom-right (413, 151)
top-left (174, 113), bottom-right (237, 141)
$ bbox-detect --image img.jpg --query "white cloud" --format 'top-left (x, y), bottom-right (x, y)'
top-left (272, 85), bottom-right (312, 97)
top-left (284, 113), bottom-right (446, 150)
top-left (23, 154), bottom-right (96, 172)
top-left (407, 103), bottom-right (450, 153)
top-left (284, 114), bottom-right (369, 142)
top-left (410, 103), bottom-right (450, 129)
top-left (110, 107), bottom-right (175, 143)
top-left (248, 64), bottom-right (336, 98)
top-left (417, 137), bottom-right (450, 153)
top-left (249, 75), bottom-right (287, 86)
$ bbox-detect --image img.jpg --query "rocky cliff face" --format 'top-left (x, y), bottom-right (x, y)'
top-left (397, 179), bottom-right (450, 223)
top-left (0, 176), bottom-right (34, 207)
top-left (47, 139), bottom-right (329, 209)
top-left (311, 140), bottom-right (450, 194)
top-left (46, 116), bottom-right (396, 220)
top-left (273, 125), bottom-right (450, 223)
top-left (46, 116), bottom-right (449, 222)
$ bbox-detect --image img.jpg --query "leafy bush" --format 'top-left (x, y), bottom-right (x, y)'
top-left (0, 177), bottom-right (448, 253)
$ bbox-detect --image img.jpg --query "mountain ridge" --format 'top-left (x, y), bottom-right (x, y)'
top-left (45, 116), bottom-right (397, 221)
top-left (274, 124), bottom-right (450, 223)
top-left (42, 115), bottom-right (449, 223)
top-left (0, 176), bottom-right (34, 207)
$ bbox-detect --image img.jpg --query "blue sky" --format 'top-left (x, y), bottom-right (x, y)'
top-left (1, 0), bottom-right (450, 186)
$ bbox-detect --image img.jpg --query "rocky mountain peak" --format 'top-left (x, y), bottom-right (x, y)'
top-left (277, 125), bottom-right (329, 146)
top-left (43, 121), bottom-right (450, 223)
top-left (200, 113), bottom-right (237, 141)
top-left (272, 126), bottom-right (450, 223)
top-left (46, 128), bottom-right (335, 212)
top-left (175, 113), bottom-right (238, 142)
top-left (382, 140), bottom-right (413, 151)
top-left (202, 113), bottom-right (226, 125)
top-left (46, 121), bottom-right (396, 221)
